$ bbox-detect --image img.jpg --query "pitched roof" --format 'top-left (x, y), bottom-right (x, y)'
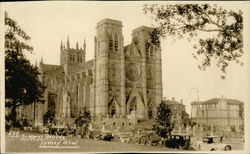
top-left (191, 98), bottom-right (243, 105)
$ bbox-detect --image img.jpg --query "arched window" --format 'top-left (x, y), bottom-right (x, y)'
top-left (69, 55), bottom-right (72, 61)
top-left (115, 35), bottom-right (119, 51)
top-left (109, 35), bottom-right (113, 51)
top-left (145, 43), bottom-right (150, 57)
top-left (77, 54), bottom-right (80, 62)
top-left (150, 46), bottom-right (154, 56)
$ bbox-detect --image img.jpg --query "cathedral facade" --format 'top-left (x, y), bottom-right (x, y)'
top-left (24, 19), bottom-right (163, 124)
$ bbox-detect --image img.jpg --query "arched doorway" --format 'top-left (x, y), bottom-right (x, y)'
top-left (129, 97), bottom-right (137, 114)
top-left (109, 103), bottom-right (116, 117)
top-left (111, 105), bottom-right (116, 117)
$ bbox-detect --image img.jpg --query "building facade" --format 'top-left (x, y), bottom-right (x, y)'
top-left (191, 98), bottom-right (244, 130)
top-left (23, 19), bottom-right (163, 125)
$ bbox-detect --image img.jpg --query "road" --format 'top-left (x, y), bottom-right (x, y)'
top-left (5, 131), bottom-right (244, 152)
top-left (5, 131), bottom-right (178, 152)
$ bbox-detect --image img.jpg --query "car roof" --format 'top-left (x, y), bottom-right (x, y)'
top-left (203, 136), bottom-right (223, 138)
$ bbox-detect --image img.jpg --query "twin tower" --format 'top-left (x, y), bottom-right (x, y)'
top-left (57, 18), bottom-right (162, 120)
top-left (92, 19), bottom-right (163, 120)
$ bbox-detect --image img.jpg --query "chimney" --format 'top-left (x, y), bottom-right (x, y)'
top-left (172, 97), bottom-right (175, 101)
top-left (180, 99), bottom-right (183, 104)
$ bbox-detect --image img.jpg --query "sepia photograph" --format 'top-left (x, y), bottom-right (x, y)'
top-left (1, 1), bottom-right (250, 153)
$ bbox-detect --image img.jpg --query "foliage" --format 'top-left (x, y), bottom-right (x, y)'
top-left (43, 110), bottom-right (55, 125)
top-left (153, 101), bottom-right (175, 138)
top-left (5, 12), bottom-right (45, 125)
top-left (74, 107), bottom-right (91, 126)
top-left (74, 107), bottom-right (91, 137)
top-left (143, 4), bottom-right (243, 79)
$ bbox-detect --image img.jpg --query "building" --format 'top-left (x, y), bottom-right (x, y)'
top-left (23, 18), bottom-right (163, 127)
top-left (191, 98), bottom-right (244, 130)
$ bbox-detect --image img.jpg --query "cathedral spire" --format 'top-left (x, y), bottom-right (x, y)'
top-left (67, 35), bottom-right (70, 49)
top-left (60, 40), bottom-right (63, 51)
top-left (40, 56), bottom-right (43, 64)
top-left (83, 38), bottom-right (86, 51)
top-left (76, 42), bottom-right (79, 50)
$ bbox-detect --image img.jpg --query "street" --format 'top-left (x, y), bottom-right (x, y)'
top-left (5, 131), bottom-right (179, 152)
top-left (5, 131), bottom-right (244, 152)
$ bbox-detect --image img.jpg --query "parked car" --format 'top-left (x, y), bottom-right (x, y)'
top-left (129, 134), bottom-right (144, 144)
top-left (94, 134), bottom-right (103, 141)
top-left (145, 133), bottom-right (163, 146)
top-left (119, 135), bottom-right (132, 143)
top-left (165, 134), bottom-right (191, 150)
top-left (39, 126), bottom-right (49, 134)
top-left (194, 136), bottom-right (232, 151)
top-left (138, 133), bottom-right (148, 145)
top-left (103, 133), bottom-right (114, 141)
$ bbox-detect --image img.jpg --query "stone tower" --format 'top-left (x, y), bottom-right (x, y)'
top-left (94, 19), bottom-right (125, 118)
top-left (124, 26), bottom-right (162, 120)
top-left (60, 36), bottom-right (86, 65)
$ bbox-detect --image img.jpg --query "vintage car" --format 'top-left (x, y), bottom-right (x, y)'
top-left (119, 135), bottom-right (132, 143)
top-left (165, 134), bottom-right (191, 150)
top-left (145, 133), bottom-right (164, 146)
top-left (38, 126), bottom-right (49, 134)
top-left (194, 136), bottom-right (232, 151)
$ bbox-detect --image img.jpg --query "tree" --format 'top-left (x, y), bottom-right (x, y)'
top-left (153, 101), bottom-right (175, 138)
top-left (5, 12), bottom-right (45, 127)
top-left (143, 4), bottom-right (243, 79)
top-left (74, 107), bottom-right (91, 138)
top-left (43, 110), bottom-right (55, 125)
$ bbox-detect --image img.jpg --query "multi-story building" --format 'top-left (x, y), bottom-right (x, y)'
top-left (191, 98), bottom-right (244, 130)
top-left (23, 18), bottom-right (163, 127)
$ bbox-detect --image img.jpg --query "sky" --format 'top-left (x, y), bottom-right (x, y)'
top-left (2, 1), bottom-right (250, 114)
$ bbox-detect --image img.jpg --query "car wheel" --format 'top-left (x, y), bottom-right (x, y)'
top-left (211, 148), bottom-right (216, 151)
top-left (225, 145), bottom-right (232, 151)
top-left (146, 141), bottom-right (151, 146)
top-left (184, 141), bottom-right (190, 150)
top-left (178, 145), bottom-right (183, 150)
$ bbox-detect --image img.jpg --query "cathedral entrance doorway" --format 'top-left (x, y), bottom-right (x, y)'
top-left (111, 105), bottom-right (116, 117)
top-left (109, 102), bottom-right (117, 117)
top-left (129, 97), bottom-right (137, 113)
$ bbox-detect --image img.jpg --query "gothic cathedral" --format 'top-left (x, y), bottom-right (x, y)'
top-left (23, 19), bottom-right (163, 125)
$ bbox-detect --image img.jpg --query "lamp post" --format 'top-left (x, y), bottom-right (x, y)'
top-left (189, 87), bottom-right (199, 102)
top-left (189, 87), bottom-right (200, 134)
